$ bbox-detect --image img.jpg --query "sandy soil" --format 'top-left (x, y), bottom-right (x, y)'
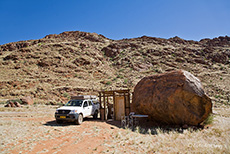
top-left (0, 104), bottom-right (229, 154)
top-left (0, 105), bottom-right (122, 154)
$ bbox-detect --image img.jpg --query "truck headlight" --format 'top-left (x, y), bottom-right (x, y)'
top-left (69, 110), bottom-right (77, 114)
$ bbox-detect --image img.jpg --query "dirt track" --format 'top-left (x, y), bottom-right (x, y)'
top-left (0, 105), bottom-right (122, 154)
top-left (0, 104), bottom-right (229, 154)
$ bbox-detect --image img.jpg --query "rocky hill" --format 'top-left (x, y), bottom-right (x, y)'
top-left (0, 31), bottom-right (229, 105)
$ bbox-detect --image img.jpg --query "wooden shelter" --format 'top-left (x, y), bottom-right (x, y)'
top-left (99, 89), bottom-right (131, 121)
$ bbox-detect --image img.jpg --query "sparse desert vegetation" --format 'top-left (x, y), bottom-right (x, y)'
top-left (0, 103), bottom-right (229, 154)
top-left (0, 31), bottom-right (229, 106)
top-left (0, 31), bottom-right (230, 153)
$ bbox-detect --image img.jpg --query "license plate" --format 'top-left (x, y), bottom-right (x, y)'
top-left (60, 116), bottom-right (66, 119)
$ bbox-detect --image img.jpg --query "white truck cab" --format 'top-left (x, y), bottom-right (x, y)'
top-left (55, 95), bottom-right (99, 125)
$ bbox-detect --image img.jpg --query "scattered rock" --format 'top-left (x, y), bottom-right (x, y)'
top-left (132, 70), bottom-right (212, 126)
top-left (14, 101), bottom-right (21, 107)
top-left (207, 52), bottom-right (229, 64)
top-left (175, 58), bottom-right (186, 63)
top-left (203, 36), bottom-right (230, 47)
top-left (37, 58), bottom-right (52, 67)
top-left (9, 101), bottom-right (16, 107)
top-left (101, 45), bottom-right (120, 58)
top-left (0, 30), bottom-right (229, 105)
top-left (4, 101), bottom-right (22, 107)
top-left (3, 54), bottom-right (19, 61)
top-left (73, 57), bottom-right (91, 66)
top-left (21, 96), bottom-right (34, 105)
top-left (4, 103), bottom-right (11, 107)
top-left (194, 58), bottom-right (207, 65)
top-left (169, 36), bottom-right (186, 44)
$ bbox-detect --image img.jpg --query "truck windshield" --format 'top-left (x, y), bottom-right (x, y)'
top-left (65, 100), bottom-right (83, 106)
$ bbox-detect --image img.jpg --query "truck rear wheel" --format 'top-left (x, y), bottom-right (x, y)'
top-left (93, 110), bottom-right (98, 119)
top-left (76, 114), bottom-right (83, 125)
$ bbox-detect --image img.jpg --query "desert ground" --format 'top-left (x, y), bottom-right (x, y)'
top-left (0, 103), bottom-right (229, 154)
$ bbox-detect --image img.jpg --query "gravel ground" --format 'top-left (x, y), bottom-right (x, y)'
top-left (0, 104), bottom-right (229, 154)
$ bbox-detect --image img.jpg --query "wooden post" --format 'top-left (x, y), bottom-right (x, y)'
top-left (99, 92), bottom-right (102, 120)
top-left (113, 91), bottom-right (116, 121)
top-left (127, 89), bottom-right (130, 114)
top-left (103, 92), bottom-right (106, 121)
top-left (124, 91), bottom-right (126, 116)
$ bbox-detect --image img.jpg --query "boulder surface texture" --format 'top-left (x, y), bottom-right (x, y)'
top-left (132, 70), bottom-right (212, 126)
top-left (21, 96), bottom-right (34, 105)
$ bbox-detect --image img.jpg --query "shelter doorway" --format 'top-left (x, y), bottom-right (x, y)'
top-left (115, 96), bottom-right (125, 121)
top-left (99, 89), bottom-right (131, 121)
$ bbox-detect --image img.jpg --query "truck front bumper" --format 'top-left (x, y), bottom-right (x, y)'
top-left (55, 113), bottom-right (79, 122)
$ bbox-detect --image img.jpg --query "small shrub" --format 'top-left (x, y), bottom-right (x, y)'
top-left (117, 75), bottom-right (124, 79)
top-left (124, 79), bottom-right (128, 84)
top-left (78, 76), bottom-right (83, 79)
top-left (106, 81), bottom-right (112, 85)
top-left (63, 93), bottom-right (69, 98)
top-left (203, 114), bottom-right (214, 125)
top-left (223, 101), bottom-right (230, 106)
top-left (119, 68), bottom-right (125, 72)
top-left (56, 102), bottom-right (64, 106)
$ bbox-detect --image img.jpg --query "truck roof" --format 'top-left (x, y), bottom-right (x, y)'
top-left (70, 95), bottom-right (98, 100)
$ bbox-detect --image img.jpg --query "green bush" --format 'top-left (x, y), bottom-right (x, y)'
top-left (203, 114), bottom-right (214, 125)
top-left (106, 81), bottom-right (112, 85)
top-left (63, 93), bottom-right (70, 98)
top-left (117, 75), bottom-right (124, 79)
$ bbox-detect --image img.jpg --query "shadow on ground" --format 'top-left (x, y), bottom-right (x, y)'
top-left (43, 117), bottom-right (122, 128)
top-left (43, 117), bottom-right (202, 135)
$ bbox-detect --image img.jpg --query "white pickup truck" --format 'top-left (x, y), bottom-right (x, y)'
top-left (55, 95), bottom-right (100, 125)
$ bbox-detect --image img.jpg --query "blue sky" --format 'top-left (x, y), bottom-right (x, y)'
top-left (0, 0), bottom-right (229, 45)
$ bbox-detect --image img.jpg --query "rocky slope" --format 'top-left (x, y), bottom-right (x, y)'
top-left (0, 31), bottom-right (229, 105)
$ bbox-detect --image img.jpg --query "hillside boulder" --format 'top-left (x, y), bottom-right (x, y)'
top-left (4, 101), bottom-right (21, 107)
top-left (132, 70), bottom-right (212, 126)
top-left (21, 96), bottom-right (34, 105)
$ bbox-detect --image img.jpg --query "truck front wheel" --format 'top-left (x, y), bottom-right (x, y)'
top-left (76, 114), bottom-right (83, 125)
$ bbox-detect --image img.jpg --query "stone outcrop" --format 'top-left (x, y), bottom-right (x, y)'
top-left (0, 30), bottom-right (229, 104)
top-left (5, 101), bottom-right (21, 107)
top-left (132, 70), bottom-right (212, 126)
top-left (21, 96), bottom-right (34, 105)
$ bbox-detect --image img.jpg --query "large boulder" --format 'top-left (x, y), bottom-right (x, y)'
top-left (21, 96), bottom-right (34, 105)
top-left (132, 70), bottom-right (212, 126)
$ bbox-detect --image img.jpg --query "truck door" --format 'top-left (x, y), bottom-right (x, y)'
top-left (88, 100), bottom-right (93, 115)
top-left (83, 101), bottom-right (91, 117)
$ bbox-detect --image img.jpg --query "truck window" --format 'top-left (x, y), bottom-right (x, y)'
top-left (89, 101), bottom-right (92, 106)
top-left (65, 100), bottom-right (83, 106)
top-left (83, 101), bottom-right (88, 107)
